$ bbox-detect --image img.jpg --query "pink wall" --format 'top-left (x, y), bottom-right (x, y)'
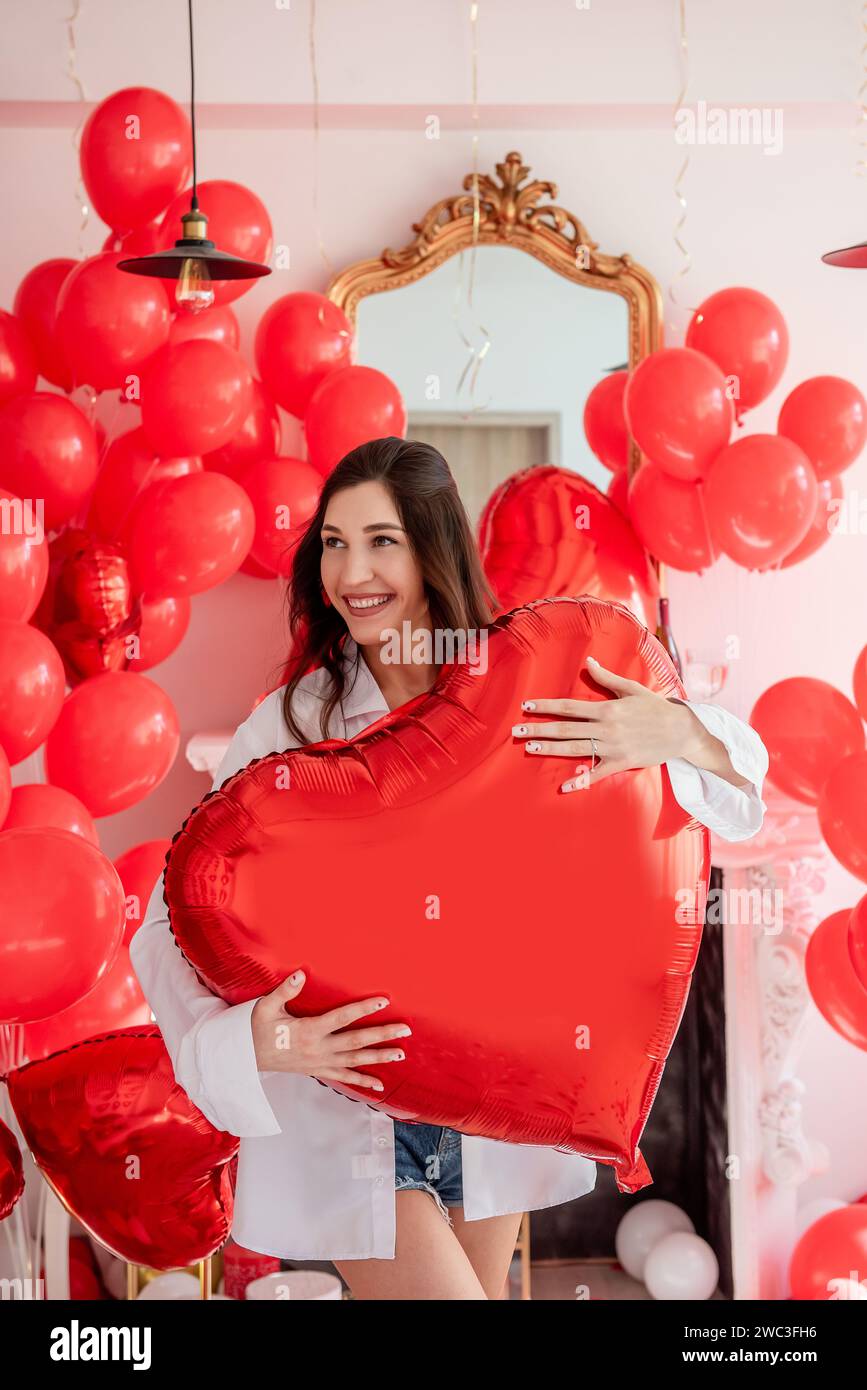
top-left (2, 0), bottom-right (866, 1202)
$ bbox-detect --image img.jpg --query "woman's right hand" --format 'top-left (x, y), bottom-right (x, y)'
top-left (251, 970), bottom-right (411, 1092)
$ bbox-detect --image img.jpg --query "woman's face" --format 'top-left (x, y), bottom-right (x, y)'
top-left (320, 480), bottom-right (429, 647)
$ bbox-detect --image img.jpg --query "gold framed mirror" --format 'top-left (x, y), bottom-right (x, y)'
top-left (326, 150), bottom-right (663, 497)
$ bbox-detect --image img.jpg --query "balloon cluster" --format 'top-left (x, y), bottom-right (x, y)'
top-left (747, 655), bottom-right (867, 1053)
top-left (584, 287), bottom-right (865, 573)
top-left (0, 87), bottom-right (408, 1259)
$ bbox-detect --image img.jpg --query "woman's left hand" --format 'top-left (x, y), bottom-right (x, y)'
top-left (512, 654), bottom-right (706, 794)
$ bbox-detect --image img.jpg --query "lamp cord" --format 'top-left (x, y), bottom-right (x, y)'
top-left (188, 0), bottom-right (198, 211)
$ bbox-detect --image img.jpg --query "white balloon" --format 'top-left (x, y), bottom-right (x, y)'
top-left (794, 1198), bottom-right (846, 1242)
top-left (615, 1200), bottom-right (695, 1281)
top-left (136, 1272), bottom-right (201, 1301)
top-left (644, 1231), bottom-right (719, 1301)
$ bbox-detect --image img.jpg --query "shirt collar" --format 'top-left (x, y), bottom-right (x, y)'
top-left (339, 635), bottom-right (391, 721)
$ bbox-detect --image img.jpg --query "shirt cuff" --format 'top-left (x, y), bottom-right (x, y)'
top-left (183, 998), bottom-right (284, 1138)
top-left (665, 700), bottom-right (769, 843)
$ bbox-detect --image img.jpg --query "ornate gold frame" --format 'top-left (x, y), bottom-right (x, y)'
top-left (325, 150), bottom-right (663, 478)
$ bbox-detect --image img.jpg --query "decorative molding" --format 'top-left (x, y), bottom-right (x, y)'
top-left (746, 852), bottom-right (829, 1190)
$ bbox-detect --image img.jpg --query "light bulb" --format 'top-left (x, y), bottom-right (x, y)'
top-left (176, 257), bottom-right (215, 313)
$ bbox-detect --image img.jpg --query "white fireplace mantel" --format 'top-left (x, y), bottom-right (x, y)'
top-left (714, 788), bottom-right (831, 1300)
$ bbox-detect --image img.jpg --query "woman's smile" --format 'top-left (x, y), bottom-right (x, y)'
top-left (343, 592), bottom-right (397, 614)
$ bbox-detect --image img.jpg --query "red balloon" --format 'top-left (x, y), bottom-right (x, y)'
top-left (583, 370), bottom-right (630, 472)
top-left (22, 946), bottom-right (150, 1063)
top-left (66, 1236), bottom-right (108, 1301)
top-left (114, 839), bottom-right (172, 946)
top-left (0, 392), bottom-right (99, 531)
top-left (44, 671), bottom-right (180, 817)
top-left (12, 258), bottom-right (77, 390)
top-left (790, 1205), bottom-right (867, 1299)
top-left (0, 488), bottom-right (48, 621)
top-left (86, 426), bottom-right (202, 541)
top-left (607, 468), bottom-right (630, 515)
top-left (0, 1118), bottom-right (24, 1220)
top-left (102, 219), bottom-right (163, 256)
top-left (854, 645), bottom-right (867, 723)
top-left (240, 552), bottom-right (279, 581)
top-left (778, 376), bottom-right (867, 479)
top-left (7, 1028), bottom-right (238, 1269)
top-left (140, 339), bottom-right (253, 457)
top-left (126, 472), bottom-right (254, 599)
top-left (805, 910), bottom-right (867, 1050)
top-left (168, 304), bottom-right (240, 350)
top-left (686, 288), bottom-right (789, 415)
top-left (628, 463), bottom-right (718, 572)
top-left (750, 679), bottom-right (864, 805)
top-left (704, 434), bottom-right (818, 569)
top-left (203, 377), bottom-right (281, 481)
top-left (304, 365), bottom-right (407, 476)
top-left (126, 594), bottom-right (191, 673)
top-left (477, 465), bottom-right (658, 628)
top-left (778, 474), bottom-right (843, 569)
top-left (0, 827), bottom-right (124, 1023)
top-left (3, 783), bottom-right (99, 845)
top-left (848, 893), bottom-right (867, 993)
top-left (157, 179), bottom-right (272, 306)
top-left (0, 619), bottom-right (65, 765)
top-left (56, 252), bottom-right (171, 393)
top-left (623, 348), bottom-right (734, 481)
top-left (165, 597), bottom-right (709, 1195)
top-left (243, 456), bottom-right (322, 576)
top-left (80, 87), bottom-right (192, 234)
top-left (0, 309), bottom-right (37, 406)
top-left (818, 751), bottom-right (867, 883)
top-left (254, 292), bottom-right (355, 418)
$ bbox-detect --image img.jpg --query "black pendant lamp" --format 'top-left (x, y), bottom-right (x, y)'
top-left (117, 0), bottom-right (271, 311)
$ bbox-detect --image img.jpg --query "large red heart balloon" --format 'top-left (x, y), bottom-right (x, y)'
top-left (165, 598), bottom-right (709, 1192)
top-left (7, 1028), bottom-right (237, 1270)
top-left (478, 466), bottom-right (659, 629)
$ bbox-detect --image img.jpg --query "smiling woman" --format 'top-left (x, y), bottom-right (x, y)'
top-left (130, 431), bottom-right (769, 1302)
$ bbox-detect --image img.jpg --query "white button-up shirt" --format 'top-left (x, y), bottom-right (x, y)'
top-left (130, 635), bottom-right (769, 1260)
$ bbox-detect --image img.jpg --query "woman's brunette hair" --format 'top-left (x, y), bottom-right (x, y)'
top-left (278, 436), bottom-right (499, 743)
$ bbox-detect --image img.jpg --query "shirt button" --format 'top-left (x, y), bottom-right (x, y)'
top-left (376, 1135), bottom-right (388, 1147)
top-left (374, 1175), bottom-right (384, 1186)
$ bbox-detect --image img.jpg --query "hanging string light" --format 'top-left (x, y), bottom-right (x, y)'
top-left (821, 1), bottom-right (867, 266)
top-left (118, 0), bottom-right (271, 310)
top-left (668, 0), bottom-right (693, 336)
top-left (65, 0), bottom-right (90, 256)
top-left (308, 0), bottom-right (334, 283)
top-left (452, 0), bottom-right (492, 411)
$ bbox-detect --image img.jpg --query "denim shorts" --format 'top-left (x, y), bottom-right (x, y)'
top-left (393, 1120), bottom-right (464, 1225)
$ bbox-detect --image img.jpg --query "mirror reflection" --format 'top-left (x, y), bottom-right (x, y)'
top-left (356, 246), bottom-right (629, 525)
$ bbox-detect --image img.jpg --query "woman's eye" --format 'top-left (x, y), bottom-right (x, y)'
top-left (322, 534), bottom-right (396, 548)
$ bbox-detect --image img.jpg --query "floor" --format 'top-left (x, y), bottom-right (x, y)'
top-left (508, 1260), bottom-right (726, 1301)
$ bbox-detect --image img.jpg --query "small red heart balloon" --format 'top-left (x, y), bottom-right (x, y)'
top-left (165, 598), bottom-right (709, 1194)
top-left (33, 528), bottom-right (141, 684)
top-left (478, 466), bottom-right (659, 630)
top-left (7, 1027), bottom-right (237, 1270)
